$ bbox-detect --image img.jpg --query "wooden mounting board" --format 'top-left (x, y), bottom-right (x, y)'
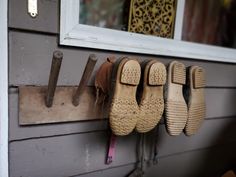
top-left (19, 86), bottom-right (108, 125)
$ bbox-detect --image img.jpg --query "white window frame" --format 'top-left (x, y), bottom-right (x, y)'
top-left (60, 0), bottom-right (236, 63)
top-left (0, 0), bottom-right (9, 176)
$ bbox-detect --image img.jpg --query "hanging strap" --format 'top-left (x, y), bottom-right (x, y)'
top-left (128, 133), bottom-right (145, 177)
top-left (106, 133), bottom-right (117, 165)
top-left (152, 125), bottom-right (159, 165)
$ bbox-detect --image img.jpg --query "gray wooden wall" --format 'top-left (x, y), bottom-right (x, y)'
top-left (8, 0), bottom-right (236, 177)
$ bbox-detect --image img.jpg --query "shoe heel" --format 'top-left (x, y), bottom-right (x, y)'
top-left (166, 61), bottom-right (188, 136)
top-left (193, 67), bottom-right (206, 88)
top-left (185, 66), bottom-right (206, 136)
top-left (148, 62), bottom-right (166, 86)
top-left (120, 60), bottom-right (141, 85)
top-left (172, 62), bottom-right (186, 85)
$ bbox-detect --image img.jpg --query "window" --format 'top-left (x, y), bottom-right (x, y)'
top-left (60, 0), bottom-right (236, 63)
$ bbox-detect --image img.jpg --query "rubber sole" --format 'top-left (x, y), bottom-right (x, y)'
top-left (109, 58), bottom-right (141, 136)
top-left (136, 60), bottom-right (166, 133)
top-left (165, 61), bottom-right (188, 136)
top-left (185, 66), bottom-right (206, 136)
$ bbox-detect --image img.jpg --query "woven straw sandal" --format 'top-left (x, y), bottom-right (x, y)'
top-left (136, 60), bottom-right (166, 133)
top-left (184, 66), bottom-right (206, 136)
top-left (109, 57), bottom-right (141, 136)
top-left (165, 61), bottom-right (188, 136)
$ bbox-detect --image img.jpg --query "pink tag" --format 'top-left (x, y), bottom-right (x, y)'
top-left (106, 133), bottom-right (116, 165)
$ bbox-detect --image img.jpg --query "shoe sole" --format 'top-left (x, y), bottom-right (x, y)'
top-left (165, 61), bottom-right (188, 136)
top-left (136, 60), bottom-right (166, 133)
top-left (185, 66), bottom-right (206, 136)
top-left (109, 57), bottom-right (141, 136)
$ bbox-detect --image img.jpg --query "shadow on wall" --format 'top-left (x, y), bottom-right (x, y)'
top-left (198, 119), bottom-right (236, 177)
top-left (138, 118), bottom-right (236, 177)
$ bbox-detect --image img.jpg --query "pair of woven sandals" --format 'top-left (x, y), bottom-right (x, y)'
top-left (95, 57), bottom-right (206, 136)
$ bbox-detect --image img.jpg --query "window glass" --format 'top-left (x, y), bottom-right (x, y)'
top-left (182, 0), bottom-right (236, 49)
top-left (79, 0), bottom-right (177, 38)
top-left (79, 0), bottom-right (129, 30)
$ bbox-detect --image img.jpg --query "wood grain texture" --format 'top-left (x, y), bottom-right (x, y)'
top-left (9, 90), bottom-right (108, 141)
top-left (9, 31), bottom-right (236, 87)
top-left (9, 0), bottom-right (59, 33)
top-left (19, 86), bottom-right (108, 125)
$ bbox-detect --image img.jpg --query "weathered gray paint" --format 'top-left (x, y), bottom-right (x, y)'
top-left (9, 31), bottom-right (236, 87)
top-left (10, 132), bottom-right (138, 177)
top-left (73, 164), bottom-right (136, 177)
top-left (9, 119), bottom-right (236, 176)
top-left (9, 0), bottom-right (59, 33)
top-left (146, 144), bottom-right (236, 177)
top-left (9, 88), bottom-right (236, 140)
top-left (10, 135), bottom-right (236, 177)
top-left (8, 0), bottom-right (236, 177)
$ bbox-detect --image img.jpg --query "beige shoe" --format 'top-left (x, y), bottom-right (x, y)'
top-left (184, 66), bottom-right (206, 136)
top-left (109, 57), bottom-right (141, 136)
top-left (136, 60), bottom-right (166, 133)
top-left (165, 61), bottom-right (188, 136)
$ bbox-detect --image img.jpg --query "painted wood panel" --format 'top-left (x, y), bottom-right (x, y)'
top-left (10, 136), bottom-right (236, 177)
top-left (9, 0), bottom-right (59, 33)
top-left (9, 88), bottom-right (236, 140)
top-left (8, 1), bottom-right (236, 177)
top-left (9, 31), bottom-right (236, 87)
top-left (74, 145), bottom-right (236, 177)
top-left (9, 132), bottom-right (138, 177)
top-left (146, 144), bottom-right (236, 177)
top-left (73, 164), bottom-right (136, 177)
top-left (9, 118), bottom-right (236, 176)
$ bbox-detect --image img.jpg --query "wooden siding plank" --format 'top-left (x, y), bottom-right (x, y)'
top-left (9, 0), bottom-right (59, 33)
top-left (9, 135), bottom-right (236, 177)
top-left (73, 164), bottom-right (135, 177)
top-left (75, 146), bottom-right (236, 177)
top-left (9, 88), bottom-right (236, 140)
top-left (9, 31), bottom-right (236, 87)
top-left (9, 117), bottom-right (236, 160)
top-left (205, 88), bottom-right (236, 118)
top-left (156, 117), bottom-right (236, 157)
top-left (9, 119), bottom-right (236, 176)
top-left (9, 132), bottom-right (138, 177)
top-left (146, 144), bottom-right (236, 177)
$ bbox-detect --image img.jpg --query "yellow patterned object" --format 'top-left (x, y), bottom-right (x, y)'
top-left (128, 0), bottom-right (177, 38)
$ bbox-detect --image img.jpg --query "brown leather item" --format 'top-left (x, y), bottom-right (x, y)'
top-left (95, 56), bottom-right (115, 105)
top-left (222, 171), bottom-right (236, 177)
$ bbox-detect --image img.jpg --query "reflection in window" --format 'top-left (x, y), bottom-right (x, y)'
top-left (182, 0), bottom-right (236, 49)
top-left (79, 0), bottom-right (177, 38)
top-left (79, 0), bottom-right (129, 30)
top-left (128, 0), bottom-right (176, 38)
